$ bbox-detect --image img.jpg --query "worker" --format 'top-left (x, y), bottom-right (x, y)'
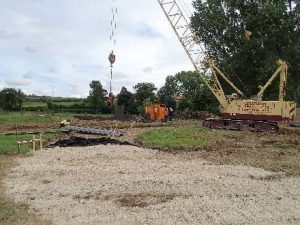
top-left (60, 119), bottom-right (70, 127)
top-left (169, 107), bottom-right (174, 121)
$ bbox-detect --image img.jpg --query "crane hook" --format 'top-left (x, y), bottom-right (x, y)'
top-left (108, 51), bottom-right (116, 67)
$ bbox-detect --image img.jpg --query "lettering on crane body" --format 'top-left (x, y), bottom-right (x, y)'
top-left (237, 101), bottom-right (272, 113)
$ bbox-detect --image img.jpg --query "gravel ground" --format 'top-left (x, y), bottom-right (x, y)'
top-left (4, 145), bottom-right (300, 225)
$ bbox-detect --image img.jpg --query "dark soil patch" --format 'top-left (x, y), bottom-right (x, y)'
top-left (249, 174), bottom-right (286, 181)
top-left (73, 115), bottom-right (114, 121)
top-left (72, 192), bottom-right (187, 208)
top-left (48, 136), bottom-right (136, 148)
top-left (104, 192), bottom-right (186, 208)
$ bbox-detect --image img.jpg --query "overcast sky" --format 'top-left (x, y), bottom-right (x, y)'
top-left (0, 0), bottom-right (195, 97)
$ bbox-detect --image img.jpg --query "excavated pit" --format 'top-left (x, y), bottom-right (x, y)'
top-left (47, 136), bottom-right (135, 148)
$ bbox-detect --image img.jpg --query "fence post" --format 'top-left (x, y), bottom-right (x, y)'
top-left (40, 134), bottom-right (43, 150)
top-left (32, 135), bottom-right (36, 152)
top-left (15, 123), bottom-right (20, 154)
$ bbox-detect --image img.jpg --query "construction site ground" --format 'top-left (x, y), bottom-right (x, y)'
top-left (1, 112), bottom-right (300, 225)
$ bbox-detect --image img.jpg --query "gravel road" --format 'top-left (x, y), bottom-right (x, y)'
top-left (4, 145), bottom-right (300, 225)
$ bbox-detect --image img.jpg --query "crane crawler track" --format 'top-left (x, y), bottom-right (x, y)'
top-left (203, 119), bottom-right (279, 132)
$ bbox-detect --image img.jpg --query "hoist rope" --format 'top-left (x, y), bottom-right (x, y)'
top-left (108, 0), bottom-right (118, 95)
top-left (110, 0), bottom-right (118, 50)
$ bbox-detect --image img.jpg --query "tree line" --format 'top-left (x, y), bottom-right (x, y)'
top-left (87, 73), bottom-right (218, 116)
top-left (191, 0), bottom-right (300, 102)
top-left (0, 71), bottom-right (218, 116)
top-left (0, 88), bottom-right (25, 111)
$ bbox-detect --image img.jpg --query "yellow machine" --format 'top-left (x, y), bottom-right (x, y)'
top-left (202, 59), bottom-right (296, 131)
top-left (157, 0), bottom-right (296, 131)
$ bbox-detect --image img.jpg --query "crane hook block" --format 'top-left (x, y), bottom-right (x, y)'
top-left (108, 52), bottom-right (116, 66)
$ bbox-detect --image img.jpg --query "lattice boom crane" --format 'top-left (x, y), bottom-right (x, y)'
top-left (157, 0), bottom-right (296, 132)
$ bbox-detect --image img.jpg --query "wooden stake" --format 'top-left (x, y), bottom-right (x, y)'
top-left (15, 123), bottom-right (20, 154)
top-left (40, 134), bottom-right (43, 150)
top-left (32, 135), bottom-right (36, 152)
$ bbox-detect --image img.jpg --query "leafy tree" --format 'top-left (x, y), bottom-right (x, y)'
top-left (0, 88), bottom-right (25, 111)
top-left (158, 71), bottom-right (218, 113)
top-left (116, 87), bottom-right (136, 114)
top-left (133, 82), bottom-right (157, 110)
top-left (87, 80), bottom-right (107, 113)
top-left (191, 0), bottom-right (300, 103)
top-left (175, 71), bottom-right (203, 99)
top-left (47, 99), bottom-right (54, 114)
top-left (133, 82), bottom-right (157, 115)
top-left (158, 75), bottom-right (178, 109)
top-left (137, 97), bottom-right (153, 117)
top-left (175, 71), bottom-right (218, 111)
top-left (191, 85), bottom-right (219, 114)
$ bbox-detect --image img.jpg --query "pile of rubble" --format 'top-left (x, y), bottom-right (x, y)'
top-left (61, 125), bottom-right (126, 137)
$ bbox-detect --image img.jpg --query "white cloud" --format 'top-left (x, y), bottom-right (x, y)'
top-left (143, 67), bottom-right (153, 74)
top-left (0, 0), bottom-right (195, 97)
top-left (24, 46), bottom-right (36, 53)
top-left (6, 78), bottom-right (32, 86)
top-left (0, 30), bottom-right (18, 39)
top-left (23, 71), bottom-right (34, 79)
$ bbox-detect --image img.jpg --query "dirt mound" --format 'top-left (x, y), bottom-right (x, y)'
top-left (48, 136), bottom-right (134, 148)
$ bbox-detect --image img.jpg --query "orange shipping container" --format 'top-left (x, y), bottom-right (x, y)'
top-left (145, 104), bottom-right (167, 121)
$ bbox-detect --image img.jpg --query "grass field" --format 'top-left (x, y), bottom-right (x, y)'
top-left (22, 101), bottom-right (47, 108)
top-left (137, 126), bottom-right (212, 150)
top-left (53, 101), bottom-right (84, 106)
top-left (0, 132), bottom-right (61, 154)
top-left (23, 101), bottom-right (84, 108)
top-left (0, 111), bottom-right (72, 125)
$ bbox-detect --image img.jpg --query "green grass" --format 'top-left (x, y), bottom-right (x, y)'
top-left (137, 126), bottom-right (212, 150)
top-left (0, 111), bottom-right (72, 125)
top-left (23, 101), bottom-right (47, 108)
top-left (23, 101), bottom-right (84, 108)
top-left (0, 132), bottom-right (61, 154)
top-left (0, 201), bottom-right (27, 221)
top-left (273, 140), bottom-right (292, 149)
top-left (54, 101), bottom-right (84, 106)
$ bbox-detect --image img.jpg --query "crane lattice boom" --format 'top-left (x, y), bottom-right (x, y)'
top-left (157, 0), bottom-right (230, 107)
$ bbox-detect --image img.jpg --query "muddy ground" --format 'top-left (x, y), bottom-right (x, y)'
top-left (4, 145), bottom-right (300, 225)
